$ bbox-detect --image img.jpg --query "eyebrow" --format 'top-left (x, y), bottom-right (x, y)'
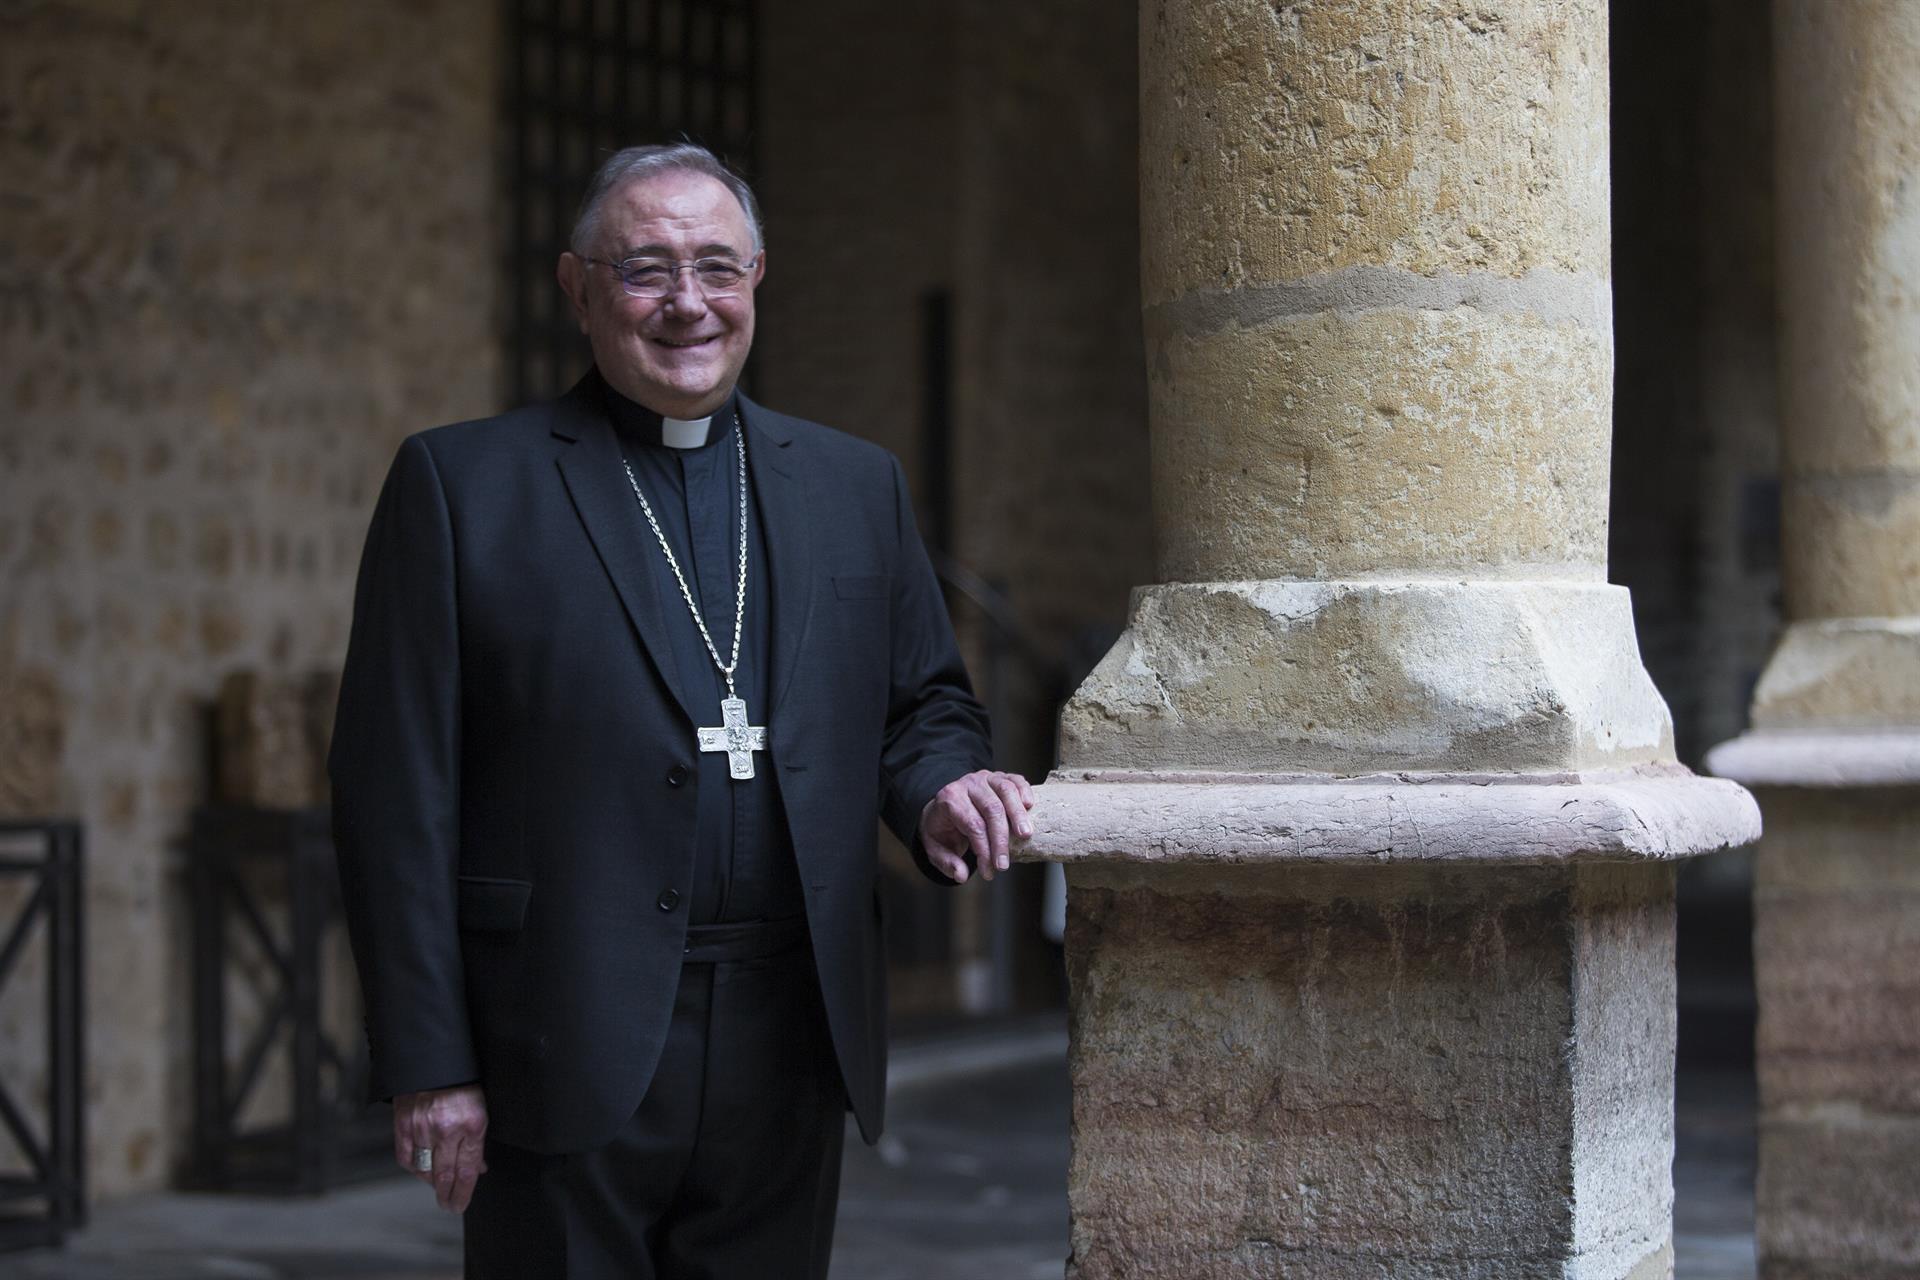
top-left (618, 242), bottom-right (747, 261)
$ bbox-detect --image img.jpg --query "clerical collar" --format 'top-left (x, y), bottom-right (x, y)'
top-left (602, 375), bottom-right (736, 451)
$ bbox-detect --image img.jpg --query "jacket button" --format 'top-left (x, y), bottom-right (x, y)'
top-left (666, 764), bottom-right (689, 787)
top-left (657, 888), bottom-right (681, 912)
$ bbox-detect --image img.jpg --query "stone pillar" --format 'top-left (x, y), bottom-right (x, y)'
top-left (1706, 4), bottom-right (1920, 1275)
top-left (1018, 2), bottom-right (1760, 1276)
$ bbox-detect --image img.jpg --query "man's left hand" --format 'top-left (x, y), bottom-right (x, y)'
top-left (919, 769), bottom-right (1035, 883)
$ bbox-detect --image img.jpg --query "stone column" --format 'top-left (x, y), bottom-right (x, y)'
top-left (1706, 4), bottom-right (1920, 1275)
top-left (1018, 3), bottom-right (1760, 1276)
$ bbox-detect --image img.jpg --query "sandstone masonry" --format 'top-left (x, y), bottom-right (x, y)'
top-left (1021, 3), bottom-right (1760, 1275)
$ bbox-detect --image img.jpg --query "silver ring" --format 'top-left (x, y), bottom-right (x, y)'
top-left (412, 1146), bottom-right (433, 1173)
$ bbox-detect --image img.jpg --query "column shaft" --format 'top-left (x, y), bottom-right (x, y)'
top-left (1142, 0), bottom-right (1613, 586)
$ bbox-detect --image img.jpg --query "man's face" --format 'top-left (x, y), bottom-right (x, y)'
top-left (558, 169), bottom-right (764, 419)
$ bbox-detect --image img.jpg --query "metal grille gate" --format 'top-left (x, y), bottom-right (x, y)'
top-left (507, 0), bottom-right (759, 404)
top-left (0, 822), bottom-right (83, 1249)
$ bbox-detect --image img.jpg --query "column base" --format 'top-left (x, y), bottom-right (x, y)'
top-left (1021, 768), bottom-right (1755, 1279)
top-left (1062, 857), bottom-right (1675, 1279)
top-left (1707, 726), bottom-right (1920, 788)
top-left (1743, 617), bottom-right (1920, 730)
top-left (1059, 580), bottom-right (1677, 775)
top-left (1740, 786), bottom-right (1920, 1280)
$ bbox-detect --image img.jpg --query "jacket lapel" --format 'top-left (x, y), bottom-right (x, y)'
top-left (551, 373), bottom-right (701, 727)
top-left (740, 395), bottom-right (816, 723)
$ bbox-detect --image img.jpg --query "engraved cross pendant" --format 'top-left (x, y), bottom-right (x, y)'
top-left (696, 696), bottom-right (768, 780)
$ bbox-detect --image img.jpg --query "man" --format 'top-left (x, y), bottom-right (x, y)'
top-left (329, 142), bottom-right (1031, 1278)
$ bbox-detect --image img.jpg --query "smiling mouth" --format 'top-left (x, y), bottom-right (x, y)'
top-left (656, 336), bottom-right (717, 349)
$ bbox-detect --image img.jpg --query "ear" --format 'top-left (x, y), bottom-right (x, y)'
top-left (556, 253), bottom-right (591, 333)
top-left (748, 249), bottom-right (767, 289)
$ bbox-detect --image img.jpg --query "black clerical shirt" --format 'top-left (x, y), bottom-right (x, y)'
top-left (604, 380), bottom-right (804, 927)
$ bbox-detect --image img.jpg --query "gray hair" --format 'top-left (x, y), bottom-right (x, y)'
top-left (570, 143), bottom-right (765, 256)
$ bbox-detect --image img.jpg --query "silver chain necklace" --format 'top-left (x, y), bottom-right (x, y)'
top-left (621, 412), bottom-right (767, 780)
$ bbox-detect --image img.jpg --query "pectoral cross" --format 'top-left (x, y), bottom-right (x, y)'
top-left (696, 696), bottom-right (767, 780)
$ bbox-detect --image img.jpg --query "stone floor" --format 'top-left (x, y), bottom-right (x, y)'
top-left (0, 1019), bottom-right (1757, 1279)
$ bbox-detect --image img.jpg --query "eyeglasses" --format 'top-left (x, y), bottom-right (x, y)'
top-left (585, 254), bottom-right (761, 299)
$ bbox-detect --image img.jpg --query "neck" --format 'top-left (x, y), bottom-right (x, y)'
top-left (603, 370), bottom-right (733, 423)
top-left (600, 372), bottom-right (736, 450)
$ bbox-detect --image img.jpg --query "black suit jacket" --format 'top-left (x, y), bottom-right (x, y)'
top-left (328, 371), bottom-right (990, 1154)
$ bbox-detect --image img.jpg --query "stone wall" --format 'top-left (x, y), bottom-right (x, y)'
top-left (0, 0), bottom-right (501, 1196)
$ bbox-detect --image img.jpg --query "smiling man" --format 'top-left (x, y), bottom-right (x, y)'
top-left (329, 143), bottom-right (1029, 1279)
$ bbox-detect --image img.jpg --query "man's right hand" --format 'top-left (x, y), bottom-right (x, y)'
top-left (393, 1083), bottom-right (489, 1212)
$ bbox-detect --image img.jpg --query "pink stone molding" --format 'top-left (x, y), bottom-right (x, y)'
top-left (1016, 764), bottom-right (1761, 866)
top-left (1706, 728), bottom-right (1920, 788)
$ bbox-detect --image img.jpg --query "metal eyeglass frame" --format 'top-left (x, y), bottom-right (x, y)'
top-left (583, 253), bottom-right (763, 299)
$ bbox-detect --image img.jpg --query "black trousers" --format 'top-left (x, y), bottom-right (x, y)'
top-left (464, 921), bottom-right (846, 1279)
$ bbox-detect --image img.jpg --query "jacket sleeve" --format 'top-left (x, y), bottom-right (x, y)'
top-left (874, 454), bottom-right (995, 884)
top-left (328, 433), bottom-right (478, 1101)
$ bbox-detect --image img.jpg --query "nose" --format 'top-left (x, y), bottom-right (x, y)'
top-left (661, 268), bottom-right (708, 319)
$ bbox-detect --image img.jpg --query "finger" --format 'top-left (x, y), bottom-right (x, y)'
top-left (969, 779), bottom-right (1009, 876)
top-left (929, 844), bottom-right (969, 884)
top-left (448, 1131), bottom-right (485, 1214)
top-left (1017, 774), bottom-right (1035, 808)
top-left (392, 1105), bottom-right (411, 1172)
top-left (431, 1121), bottom-right (464, 1210)
top-left (992, 775), bottom-right (1031, 840)
top-left (946, 793), bottom-right (992, 876)
top-left (920, 816), bottom-right (962, 878)
top-left (397, 1102), bottom-right (435, 1184)
top-left (924, 827), bottom-right (970, 883)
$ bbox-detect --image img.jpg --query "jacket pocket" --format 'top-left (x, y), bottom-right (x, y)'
top-left (457, 875), bottom-right (532, 932)
top-left (833, 573), bottom-right (889, 600)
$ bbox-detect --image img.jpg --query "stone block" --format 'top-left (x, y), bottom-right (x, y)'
top-left (0, 659), bottom-right (64, 816)
top-left (1745, 786), bottom-right (1920, 1275)
top-left (1143, 303), bottom-right (1613, 583)
top-left (1060, 581), bottom-right (1674, 773)
top-left (1140, 0), bottom-right (1610, 301)
top-left (1752, 788), bottom-right (1920, 1113)
top-left (1749, 619), bottom-right (1920, 730)
top-left (1756, 1114), bottom-right (1920, 1280)
top-left (215, 671), bottom-right (317, 809)
top-left (1061, 858), bottom-right (1676, 1279)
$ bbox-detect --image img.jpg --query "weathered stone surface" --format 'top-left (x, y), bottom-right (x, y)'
top-left (1708, 727), bottom-right (1920, 788)
top-left (1731, 784), bottom-right (1920, 1277)
top-left (1756, 1114), bottom-right (1920, 1280)
top-left (1061, 581), bottom-right (1672, 772)
top-left (1709, 5), bottom-right (1920, 1272)
top-left (1140, 0), bottom-right (1610, 302)
top-left (1752, 790), bottom-right (1920, 1117)
top-left (1774, 0), bottom-right (1920, 625)
top-left (1780, 480), bottom-right (1920, 623)
top-left (1019, 767), bottom-right (1758, 868)
top-left (214, 672), bottom-right (318, 809)
top-left (1145, 305), bottom-right (1612, 583)
top-left (0, 651), bottom-right (65, 817)
top-left (1062, 860), bottom-right (1676, 1278)
top-left (0, 0), bottom-right (501, 1196)
top-left (1745, 618), bottom-right (1920, 731)
top-left (1044, 0), bottom-right (1731, 1270)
